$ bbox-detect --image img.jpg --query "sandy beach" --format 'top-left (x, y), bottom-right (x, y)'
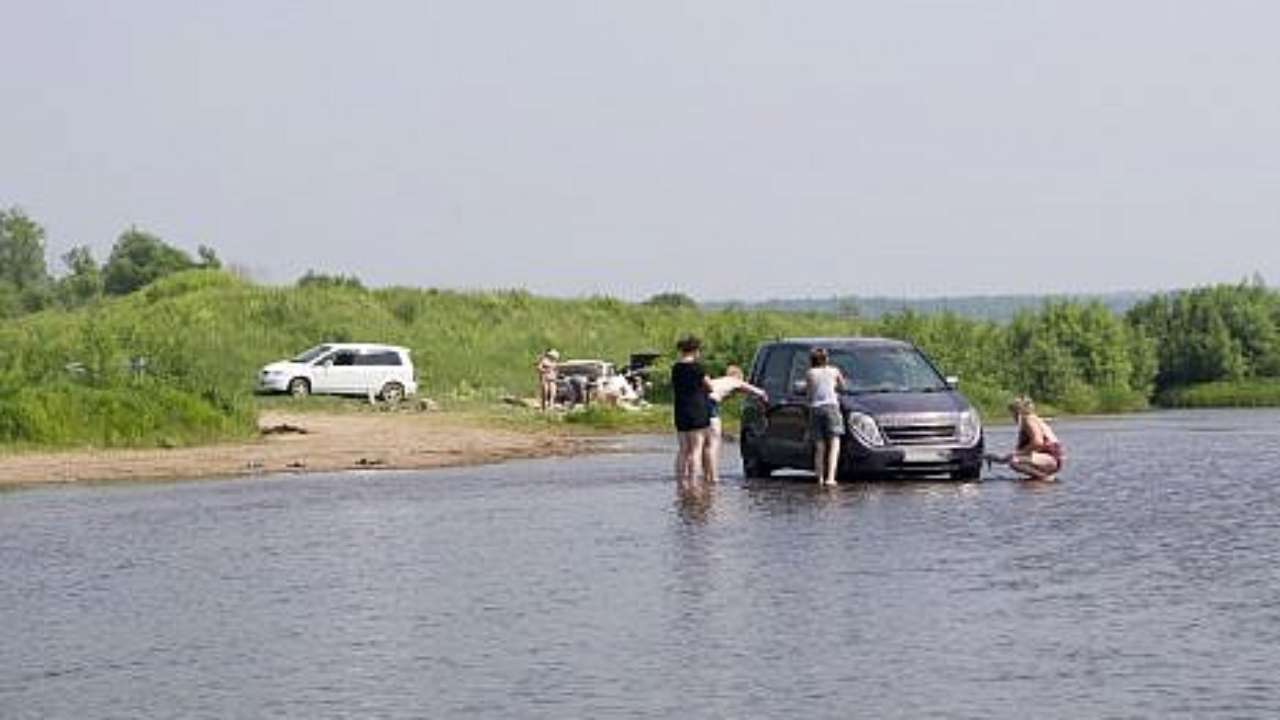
top-left (0, 410), bottom-right (595, 487)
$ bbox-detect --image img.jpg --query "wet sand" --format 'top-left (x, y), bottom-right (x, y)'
top-left (0, 411), bottom-right (594, 486)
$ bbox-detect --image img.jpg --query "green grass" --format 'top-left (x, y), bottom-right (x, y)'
top-left (0, 269), bottom-right (1171, 450)
top-left (1157, 379), bottom-right (1280, 408)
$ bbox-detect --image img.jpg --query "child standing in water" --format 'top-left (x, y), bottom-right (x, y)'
top-left (671, 336), bottom-right (714, 483)
top-left (806, 348), bottom-right (846, 486)
top-left (702, 365), bottom-right (768, 483)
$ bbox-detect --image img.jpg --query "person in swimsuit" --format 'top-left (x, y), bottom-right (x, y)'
top-left (806, 348), bottom-right (847, 486)
top-left (671, 335), bottom-right (714, 483)
top-left (702, 365), bottom-right (768, 483)
top-left (992, 396), bottom-right (1064, 481)
top-left (536, 349), bottom-right (560, 411)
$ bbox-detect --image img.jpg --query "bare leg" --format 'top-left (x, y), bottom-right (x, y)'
top-left (824, 436), bottom-right (841, 486)
top-left (675, 432), bottom-right (692, 481)
top-left (813, 439), bottom-right (827, 485)
top-left (1009, 452), bottom-right (1058, 481)
top-left (687, 430), bottom-right (707, 482)
top-left (703, 420), bottom-right (722, 483)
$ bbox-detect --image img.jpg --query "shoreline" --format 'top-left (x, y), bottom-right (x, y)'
top-left (0, 410), bottom-right (605, 488)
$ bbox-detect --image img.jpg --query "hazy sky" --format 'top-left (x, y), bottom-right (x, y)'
top-left (3, 1), bottom-right (1278, 300)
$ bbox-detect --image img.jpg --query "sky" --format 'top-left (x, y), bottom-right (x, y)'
top-left (3, 1), bottom-right (1279, 301)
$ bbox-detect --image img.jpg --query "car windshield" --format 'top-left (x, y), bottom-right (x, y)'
top-left (829, 346), bottom-right (948, 393)
top-left (292, 345), bottom-right (332, 363)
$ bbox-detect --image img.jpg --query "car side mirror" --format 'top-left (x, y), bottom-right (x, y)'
top-left (323, 359), bottom-right (334, 368)
top-left (945, 375), bottom-right (959, 389)
top-left (791, 380), bottom-right (808, 396)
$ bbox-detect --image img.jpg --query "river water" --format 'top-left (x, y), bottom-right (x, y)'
top-left (3, 409), bottom-right (1280, 718)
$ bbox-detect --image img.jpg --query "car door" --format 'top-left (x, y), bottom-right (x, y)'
top-left (315, 349), bottom-right (361, 394)
top-left (749, 346), bottom-right (810, 469)
top-left (771, 348), bottom-right (816, 468)
top-left (358, 350), bottom-right (402, 395)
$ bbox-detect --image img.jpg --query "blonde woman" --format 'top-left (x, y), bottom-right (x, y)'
top-left (702, 365), bottom-right (768, 483)
top-left (536, 349), bottom-right (560, 411)
top-left (993, 396), bottom-right (1064, 481)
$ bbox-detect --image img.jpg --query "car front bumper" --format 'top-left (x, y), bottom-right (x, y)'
top-left (843, 441), bottom-right (984, 478)
top-left (257, 374), bottom-right (291, 392)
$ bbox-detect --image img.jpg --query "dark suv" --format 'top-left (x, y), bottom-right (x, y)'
top-left (740, 338), bottom-right (984, 480)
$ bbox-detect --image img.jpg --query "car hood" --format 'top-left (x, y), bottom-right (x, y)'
top-left (841, 390), bottom-right (973, 417)
top-left (261, 361), bottom-right (307, 373)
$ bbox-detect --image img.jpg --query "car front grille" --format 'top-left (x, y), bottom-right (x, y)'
top-left (875, 413), bottom-right (959, 445)
top-left (882, 424), bottom-right (957, 445)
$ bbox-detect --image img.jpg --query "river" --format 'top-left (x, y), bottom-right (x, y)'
top-left (3, 409), bottom-right (1280, 718)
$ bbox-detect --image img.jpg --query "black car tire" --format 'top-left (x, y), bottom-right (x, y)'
top-left (741, 439), bottom-right (774, 478)
top-left (952, 465), bottom-right (982, 481)
top-left (380, 382), bottom-right (406, 404)
top-left (288, 377), bottom-right (311, 398)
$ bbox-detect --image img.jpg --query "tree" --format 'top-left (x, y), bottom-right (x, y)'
top-left (297, 270), bottom-right (365, 290)
top-left (643, 292), bottom-right (698, 309)
top-left (0, 207), bottom-right (50, 293)
top-left (102, 228), bottom-right (196, 295)
top-left (197, 244), bottom-right (222, 269)
top-left (56, 245), bottom-right (104, 307)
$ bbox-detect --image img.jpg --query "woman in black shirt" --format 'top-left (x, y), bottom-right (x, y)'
top-left (671, 335), bottom-right (713, 482)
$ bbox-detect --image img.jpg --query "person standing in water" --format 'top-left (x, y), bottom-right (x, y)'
top-left (671, 336), bottom-right (714, 483)
top-left (536, 349), bottom-right (560, 412)
top-left (702, 365), bottom-right (768, 483)
top-left (806, 348), bottom-right (846, 486)
top-left (991, 396), bottom-right (1064, 481)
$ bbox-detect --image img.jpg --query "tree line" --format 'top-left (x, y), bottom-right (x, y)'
top-left (6, 205), bottom-right (1280, 416)
top-left (0, 206), bottom-right (222, 317)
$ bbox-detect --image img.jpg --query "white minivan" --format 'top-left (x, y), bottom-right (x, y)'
top-left (257, 343), bottom-right (418, 402)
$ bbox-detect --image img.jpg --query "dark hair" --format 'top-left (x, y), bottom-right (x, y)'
top-left (810, 347), bottom-right (828, 367)
top-left (676, 335), bottom-right (702, 353)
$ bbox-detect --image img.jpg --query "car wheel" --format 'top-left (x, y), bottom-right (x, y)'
top-left (741, 438), bottom-right (774, 478)
top-left (287, 378), bottom-right (311, 398)
top-left (380, 382), bottom-right (405, 404)
top-left (952, 465), bottom-right (982, 482)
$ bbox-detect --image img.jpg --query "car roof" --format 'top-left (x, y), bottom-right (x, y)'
top-left (317, 343), bottom-right (411, 353)
top-left (766, 337), bottom-right (914, 350)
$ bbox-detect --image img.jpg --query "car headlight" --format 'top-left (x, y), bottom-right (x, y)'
top-left (956, 409), bottom-right (982, 446)
top-left (847, 412), bottom-right (886, 447)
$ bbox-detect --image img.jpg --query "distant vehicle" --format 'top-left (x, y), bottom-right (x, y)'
top-left (257, 343), bottom-right (418, 402)
top-left (740, 338), bottom-right (984, 480)
top-left (555, 359), bottom-right (640, 406)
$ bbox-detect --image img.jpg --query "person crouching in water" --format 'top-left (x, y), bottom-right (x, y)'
top-left (806, 348), bottom-right (846, 486)
top-left (536, 349), bottom-right (560, 412)
top-left (994, 396), bottom-right (1064, 481)
top-left (703, 365), bottom-right (768, 483)
top-left (671, 336), bottom-right (714, 483)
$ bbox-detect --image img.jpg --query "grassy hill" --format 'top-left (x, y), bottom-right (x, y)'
top-left (1, 270), bottom-right (1159, 449)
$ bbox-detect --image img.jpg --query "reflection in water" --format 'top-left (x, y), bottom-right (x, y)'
top-left (673, 481), bottom-right (717, 525)
top-left (3, 411), bottom-right (1280, 718)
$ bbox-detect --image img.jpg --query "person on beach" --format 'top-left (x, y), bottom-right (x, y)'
top-left (990, 396), bottom-right (1064, 481)
top-left (806, 348), bottom-right (846, 486)
top-left (702, 365), bottom-right (768, 483)
top-left (671, 335), bottom-right (714, 483)
top-left (536, 349), bottom-right (560, 411)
